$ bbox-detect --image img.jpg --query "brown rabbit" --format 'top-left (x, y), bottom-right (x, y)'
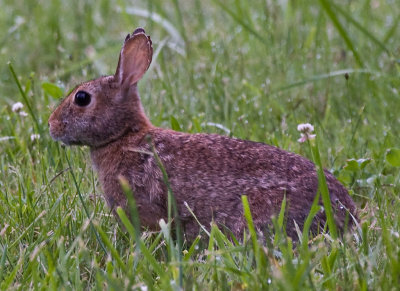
top-left (49, 28), bottom-right (357, 241)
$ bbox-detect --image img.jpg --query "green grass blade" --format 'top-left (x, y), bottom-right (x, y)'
top-left (211, 0), bottom-right (268, 47)
top-left (0, 244), bottom-right (7, 282)
top-left (241, 196), bottom-right (257, 247)
top-left (8, 62), bottom-right (41, 132)
top-left (272, 69), bottom-right (377, 93)
top-left (94, 223), bottom-right (127, 273)
top-left (9, 210), bottom-right (47, 249)
top-left (171, 0), bottom-right (188, 47)
top-left (274, 194), bottom-right (287, 245)
top-left (149, 137), bottom-right (183, 288)
top-left (277, 194), bottom-right (287, 229)
top-left (118, 177), bottom-right (141, 240)
top-left (116, 6), bottom-right (185, 53)
top-left (64, 150), bottom-right (107, 254)
top-left (331, 2), bottom-right (389, 54)
top-left (301, 191), bottom-right (322, 244)
top-left (318, 0), bottom-right (363, 66)
top-left (0, 249), bottom-right (23, 290)
top-left (241, 195), bottom-right (263, 271)
top-left (383, 16), bottom-right (399, 45)
top-left (183, 235), bottom-right (201, 262)
top-left (321, 255), bottom-right (334, 290)
top-left (170, 115), bottom-right (182, 132)
top-left (116, 207), bottom-right (136, 240)
top-left (311, 140), bottom-right (338, 240)
top-left (138, 242), bottom-right (164, 275)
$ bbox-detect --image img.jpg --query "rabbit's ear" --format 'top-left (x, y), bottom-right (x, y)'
top-left (115, 28), bottom-right (153, 87)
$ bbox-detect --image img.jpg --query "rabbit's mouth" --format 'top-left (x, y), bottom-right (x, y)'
top-left (51, 135), bottom-right (84, 146)
top-left (48, 122), bottom-right (80, 146)
top-left (49, 130), bottom-right (83, 146)
top-left (59, 138), bottom-right (84, 146)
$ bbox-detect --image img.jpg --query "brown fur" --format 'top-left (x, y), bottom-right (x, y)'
top-left (49, 28), bottom-right (358, 241)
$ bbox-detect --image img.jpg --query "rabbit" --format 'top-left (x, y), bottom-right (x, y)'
top-left (49, 28), bottom-right (358, 241)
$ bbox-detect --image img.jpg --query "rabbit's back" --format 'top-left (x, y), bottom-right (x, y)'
top-left (118, 128), bottom-right (356, 239)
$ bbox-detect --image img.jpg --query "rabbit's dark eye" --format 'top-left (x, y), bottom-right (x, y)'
top-left (74, 91), bottom-right (91, 107)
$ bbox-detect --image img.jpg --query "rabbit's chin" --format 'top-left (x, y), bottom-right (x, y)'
top-left (61, 140), bottom-right (85, 146)
top-left (49, 132), bottom-right (84, 146)
top-left (54, 138), bottom-right (83, 146)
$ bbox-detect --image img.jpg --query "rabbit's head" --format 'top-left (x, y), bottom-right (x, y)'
top-left (49, 28), bottom-right (153, 147)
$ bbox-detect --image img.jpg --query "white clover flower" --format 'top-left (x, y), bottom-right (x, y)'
top-left (12, 102), bottom-right (24, 112)
top-left (297, 123), bottom-right (314, 133)
top-left (297, 123), bottom-right (316, 143)
top-left (19, 111), bottom-right (28, 117)
top-left (30, 134), bottom-right (40, 141)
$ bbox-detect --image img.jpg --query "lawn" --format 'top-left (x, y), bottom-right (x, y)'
top-left (0, 0), bottom-right (400, 289)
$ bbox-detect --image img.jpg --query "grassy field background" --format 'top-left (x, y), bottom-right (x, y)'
top-left (1, 0), bottom-right (400, 289)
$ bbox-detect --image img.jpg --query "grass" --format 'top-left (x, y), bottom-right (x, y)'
top-left (0, 0), bottom-right (400, 289)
